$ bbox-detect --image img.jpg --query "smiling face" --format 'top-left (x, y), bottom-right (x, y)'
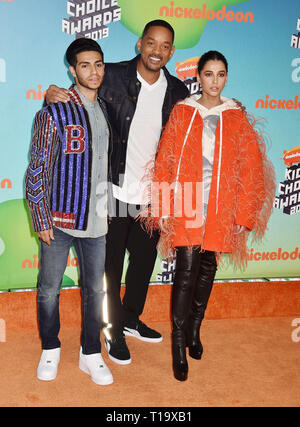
top-left (136, 25), bottom-right (175, 79)
top-left (197, 59), bottom-right (228, 100)
top-left (69, 50), bottom-right (105, 98)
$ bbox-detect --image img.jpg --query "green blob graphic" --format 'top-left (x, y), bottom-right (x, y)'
top-left (0, 199), bottom-right (75, 291)
top-left (118, 0), bottom-right (250, 49)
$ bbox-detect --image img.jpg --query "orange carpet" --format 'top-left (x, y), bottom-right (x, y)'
top-left (0, 282), bottom-right (300, 407)
top-left (1, 281), bottom-right (300, 331)
top-left (0, 318), bottom-right (299, 407)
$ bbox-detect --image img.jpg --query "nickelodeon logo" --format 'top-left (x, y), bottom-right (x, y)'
top-left (22, 253), bottom-right (78, 269)
top-left (256, 95), bottom-right (300, 110)
top-left (26, 85), bottom-right (47, 101)
top-left (175, 57), bottom-right (201, 95)
top-left (175, 57), bottom-right (200, 80)
top-left (283, 146), bottom-right (300, 167)
top-left (248, 247), bottom-right (300, 261)
top-left (160, 2), bottom-right (254, 22)
top-left (0, 178), bottom-right (12, 189)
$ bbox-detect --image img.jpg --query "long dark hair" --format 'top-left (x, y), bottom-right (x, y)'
top-left (197, 51), bottom-right (228, 74)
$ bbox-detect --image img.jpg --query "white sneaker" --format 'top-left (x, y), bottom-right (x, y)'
top-left (37, 348), bottom-right (61, 381)
top-left (79, 348), bottom-right (113, 386)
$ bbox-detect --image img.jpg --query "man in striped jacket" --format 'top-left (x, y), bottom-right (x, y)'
top-left (25, 38), bottom-right (113, 386)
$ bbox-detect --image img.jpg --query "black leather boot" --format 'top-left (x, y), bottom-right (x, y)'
top-left (186, 250), bottom-right (217, 360)
top-left (171, 247), bottom-right (199, 381)
top-left (186, 319), bottom-right (204, 359)
top-left (172, 329), bottom-right (188, 381)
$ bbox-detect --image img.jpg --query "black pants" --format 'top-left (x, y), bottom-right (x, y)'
top-left (105, 199), bottom-right (159, 337)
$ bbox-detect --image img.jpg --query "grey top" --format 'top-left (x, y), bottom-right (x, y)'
top-left (56, 87), bottom-right (109, 238)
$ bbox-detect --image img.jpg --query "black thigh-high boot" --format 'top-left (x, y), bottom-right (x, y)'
top-left (171, 247), bottom-right (201, 381)
top-left (186, 250), bottom-right (217, 359)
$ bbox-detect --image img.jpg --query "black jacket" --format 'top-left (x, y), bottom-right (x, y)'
top-left (99, 55), bottom-right (189, 186)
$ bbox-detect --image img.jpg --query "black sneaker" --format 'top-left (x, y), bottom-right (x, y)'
top-left (124, 320), bottom-right (163, 343)
top-left (104, 334), bottom-right (131, 365)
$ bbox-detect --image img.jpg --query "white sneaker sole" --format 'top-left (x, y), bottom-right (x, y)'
top-left (104, 340), bottom-right (131, 365)
top-left (79, 358), bottom-right (113, 386)
top-left (124, 328), bottom-right (163, 343)
top-left (37, 349), bottom-right (60, 381)
top-left (37, 370), bottom-right (58, 382)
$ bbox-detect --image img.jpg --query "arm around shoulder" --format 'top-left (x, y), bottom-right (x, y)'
top-left (45, 84), bottom-right (70, 104)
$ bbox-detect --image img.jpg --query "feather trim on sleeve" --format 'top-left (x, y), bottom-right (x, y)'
top-left (220, 108), bottom-right (276, 270)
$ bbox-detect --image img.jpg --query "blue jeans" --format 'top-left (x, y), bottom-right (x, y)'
top-left (37, 227), bottom-right (106, 355)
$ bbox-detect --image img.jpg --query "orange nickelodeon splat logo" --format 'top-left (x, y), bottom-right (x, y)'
top-left (274, 148), bottom-right (300, 215)
top-left (175, 57), bottom-right (201, 95)
top-left (175, 57), bottom-right (200, 80)
top-left (26, 85), bottom-right (47, 101)
top-left (0, 178), bottom-right (12, 189)
top-left (283, 146), bottom-right (300, 167)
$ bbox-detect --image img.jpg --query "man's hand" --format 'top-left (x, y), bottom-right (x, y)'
top-left (38, 228), bottom-right (55, 246)
top-left (46, 85), bottom-right (70, 104)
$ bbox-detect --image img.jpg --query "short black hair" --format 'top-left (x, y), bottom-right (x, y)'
top-left (66, 38), bottom-right (104, 67)
top-left (198, 51), bottom-right (228, 74)
top-left (141, 20), bottom-right (175, 43)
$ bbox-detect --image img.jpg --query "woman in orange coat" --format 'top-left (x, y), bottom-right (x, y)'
top-left (143, 51), bottom-right (275, 381)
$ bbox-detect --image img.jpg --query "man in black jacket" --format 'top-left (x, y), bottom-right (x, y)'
top-left (46, 20), bottom-right (189, 365)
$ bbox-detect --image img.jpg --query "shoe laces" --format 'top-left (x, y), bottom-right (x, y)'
top-left (136, 320), bottom-right (152, 333)
top-left (110, 333), bottom-right (126, 348)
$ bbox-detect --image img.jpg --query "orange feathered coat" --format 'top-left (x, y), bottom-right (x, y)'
top-left (143, 97), bottom-right (275, 267)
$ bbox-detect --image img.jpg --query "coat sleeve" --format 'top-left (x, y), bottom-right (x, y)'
top-left (25, 110), bottom-right (59, 232)
top-left (235, 112), bottom-right (276, 237)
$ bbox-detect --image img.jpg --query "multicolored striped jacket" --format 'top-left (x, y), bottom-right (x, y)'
top-left (25, 87), bottom-right (110, 232)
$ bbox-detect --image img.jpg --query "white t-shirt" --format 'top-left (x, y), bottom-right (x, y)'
top-left (112, 69), bottom-right (167, 205)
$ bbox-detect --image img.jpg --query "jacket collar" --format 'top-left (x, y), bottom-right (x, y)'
top-left (68, 86), bottom-right (84, 107)
top-left (68, 85), bottom-right (103, 107)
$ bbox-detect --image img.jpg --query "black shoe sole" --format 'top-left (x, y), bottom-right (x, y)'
top-left (173, 369), bottom-right (188, 381)
top-left (124, 328), bottom-right (163, 342)
top-left (104, 340), bottom-right (131, 365)
top-left (188, 349), bottom-right (203, 360)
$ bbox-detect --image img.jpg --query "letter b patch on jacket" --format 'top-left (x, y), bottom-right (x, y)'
top-left (64, 125), bottom-right (86, 154)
